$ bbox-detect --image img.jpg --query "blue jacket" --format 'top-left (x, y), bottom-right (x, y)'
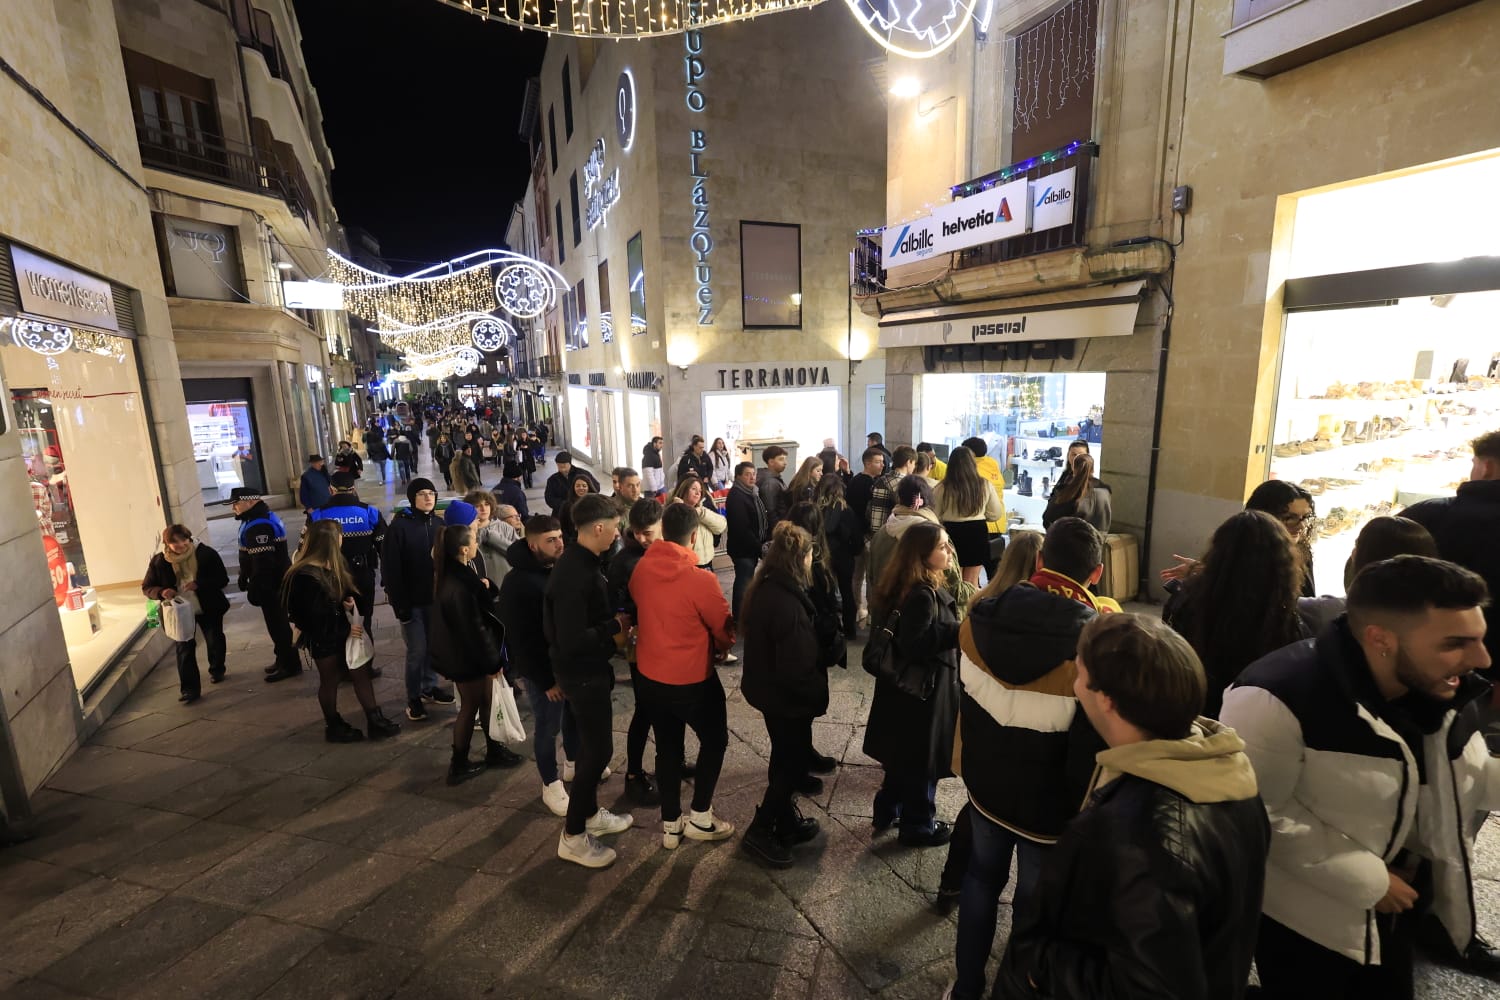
top-left (494, 478), bottom-right (531, 520)
top-left (299, 465), bottom-right (331, 508)
top-left (307, 493), bottom-right (387, 573)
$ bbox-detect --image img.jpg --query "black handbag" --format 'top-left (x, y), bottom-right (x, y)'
top-left (860, 608), bottom-right (936, 700)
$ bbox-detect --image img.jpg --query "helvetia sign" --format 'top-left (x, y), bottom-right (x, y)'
top-left (883, 177), bottom-right (1027, 267)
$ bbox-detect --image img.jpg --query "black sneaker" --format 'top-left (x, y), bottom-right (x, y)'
top-left (795, 774), bottom-right (824, 796)
top-left (625, 772), bottom-right (660, 807)
top-left (423, 687), bottom-right (456, 705)
top-left (366, 710), bottom-right (401, 739)
top-left (898, 821), bottom-right (954, 848)
top-left (778, 803), bottom-right (820, 846)
top-left (325, 720), bottom-right (365, 744)
top-left (484, 742), bottom-right (524, 768)
top-left (742, 808), bottom-right (794, 869)
top-left (809, 752), bottom-right (838, 774)
top-left (405, 700), bottom-right (428, 722)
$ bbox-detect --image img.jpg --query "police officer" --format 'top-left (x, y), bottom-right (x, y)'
top-left (229, 487), bottom-right (299, 682)
top-left (307, 471), bottom-right (387, 638)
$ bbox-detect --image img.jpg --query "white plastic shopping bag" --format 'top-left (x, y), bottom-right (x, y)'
top-left (161, 596), bottom-right (197, 643)
top-left (345, 608), bottom-right (374, 670)
top-left (488, 674), bottom-right (526, 743)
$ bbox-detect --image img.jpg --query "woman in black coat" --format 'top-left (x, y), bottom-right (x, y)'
top-left (862, 521), bottom-right (961, 847)
top-left (739, 522), bottom-right (827, 869)
top-left (282, 521), bottom-right (399, 743)
top-left (815, 474), bottom-right (865, 639)
top-left (365, 429), bottom-right (390, 485)
top-left (141, 524), bottom-right (231, 703)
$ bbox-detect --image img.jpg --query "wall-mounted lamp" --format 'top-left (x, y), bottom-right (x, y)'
top-left (677, 364), bottom-right (690, 379)
top-left (276, 261), bottom-right (294, 271)
top-left (889, 77), bottom-right (921, 99)
top-left (849, 359), bottom-right (863, 378)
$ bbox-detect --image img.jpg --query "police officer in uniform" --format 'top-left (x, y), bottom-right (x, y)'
top-left (307, 471), bottom-right (387, 639)
top-left (229, 487), bottom-right (299, 682)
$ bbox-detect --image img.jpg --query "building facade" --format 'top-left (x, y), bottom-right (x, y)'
top-left (529, 3), bottom-right (887, 478)
top-left (113, 0), bottom-right (358, 509)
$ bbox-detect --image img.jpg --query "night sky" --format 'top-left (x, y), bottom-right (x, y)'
top-left (292, 0), bottom-right (545, 269)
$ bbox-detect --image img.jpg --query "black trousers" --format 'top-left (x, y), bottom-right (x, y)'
top-left (1254, 914), bottom-right (1414, 1000)
top-left (638, 671), bottom-right (728, 822)
top-left (562, 684), bottom-right (614, 836)
top-left (833, 556), bottom-right (857, 638)
top-left (174, 613), bottom-right (226, 695)
top-left (259, 599), bottom-right (299, 669)
top-left (760, 713), bottom-right (813, 822)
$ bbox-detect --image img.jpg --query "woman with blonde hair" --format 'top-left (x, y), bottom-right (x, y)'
top-left (975, 530), bottom-right (1046, 601)
top-left (282, 520), bottom-right (400, 743)
top-left (670, 475), bottom-right (728, 569)
top-left (933, 446), bottom-right (1004, 587)
top-left (862, 521), bottom-right (961, 846)
top-left (787, 455), bottom-right (825, 507)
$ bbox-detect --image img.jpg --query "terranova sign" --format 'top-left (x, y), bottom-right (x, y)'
top-left (883, 177), bottom-right (1028, 268)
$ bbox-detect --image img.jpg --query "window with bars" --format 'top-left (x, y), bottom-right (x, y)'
top-left (1010, 0), bottom-right (1099, 163)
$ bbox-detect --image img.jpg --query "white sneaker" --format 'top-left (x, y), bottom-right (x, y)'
top-left (541, 779), bottom-right (570, 817)
top-left (584, 807), bottom-right (633, 837)
top-left (562, 760), bottom-right (613, 783)
top-left (557, 831), bottom-right (616, 868)
top-left (662, 816), bottom-right (686, 850)
top-left (684, 807), bottom-right (735, 842)
top-left (721, 652), bottom-right (739, 665)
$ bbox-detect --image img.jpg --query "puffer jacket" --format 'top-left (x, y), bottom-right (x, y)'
top-left (380, 507), bottom-right (439, 619)
top-left (496, 537), bottom-right (555, 690)
top-left (1221, 618), bottom-right (1500, 964)
top-left (474, 519), bottom-right (518, 586)
top-left (958, 580), bottom-right (1102, 841)
top-left (995, 719), bottom-right (1270, 1000)
top-left (741, 569), bottom-right (827, 719)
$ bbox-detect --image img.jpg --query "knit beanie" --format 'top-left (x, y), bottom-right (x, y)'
top-left (443, 500), bottom-right (477, 526)
top-left (407, 477), bottom-right (437, 504)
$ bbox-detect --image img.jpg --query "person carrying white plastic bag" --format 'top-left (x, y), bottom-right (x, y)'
top-left (489, 672), bottom-right (526, 743)
top-left (161, 596), bottom-right (197, 643)
top-left (345, 606), bottom-right (374, 670)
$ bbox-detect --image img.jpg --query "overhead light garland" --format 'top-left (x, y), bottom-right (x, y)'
top-left (843, 0), bottom-right (994, 58)
top-left (433, 0), bottom-right (824, 36)
top-left (326, 248), bottom-right (564, 328)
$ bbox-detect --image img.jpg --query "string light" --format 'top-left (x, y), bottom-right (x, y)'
top-left (326, 248), bottom-right (565, 328)
top-left (843, 0), bottom-right (994, 58)
top-left (949, 140), bottom-right (1095, 199)
top-left (434, 0), bottom-right (823, 37)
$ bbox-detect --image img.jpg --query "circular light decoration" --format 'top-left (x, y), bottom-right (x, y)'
top-left (470, 317), bottom-right (512, 353)
top-left (616, 69), bottom-right (637, 152)
top-left (452, 347), bottom-right (482, 378)
top-left (495, 263), bottom-right (555, 319)
top-left (843, 0), bottom-right (994, 58)
top-left (11, 319), bottom-right (74, 356)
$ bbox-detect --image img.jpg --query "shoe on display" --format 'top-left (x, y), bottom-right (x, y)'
top-left (325, 719), bottom-right (365, 744)
top-left (558, 831), bottom-right (617, 869)
top-left (485, 742), bottom-right (524, 768)
top-left (424, 687), bottom-right (456, 705)
top-left (365, 709), bottom-right (401, 740)
top-left (684, 808), bottom-right (734, 842)
top-left (541, 779), bottom-right (571, 817)
top-left (662, 816), bottom-right (686, 850)
top-left (795, 774), bottom-right (824, 796)
top-left (741, 807), bottom-right (794, 868)
top-left (562, 760), bottom-right (612, 783)
top-left (808, 752), bottom-right (838, 775)
top-left (898, 820), bottom-right (954, 848)
top-left (405, 700), bottom-right (428, 722)
top-left (584, 808), bottom-right (634, 837)
top-left (625, 771), bottom-right (661, 806)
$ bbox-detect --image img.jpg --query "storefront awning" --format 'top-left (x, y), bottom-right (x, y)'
top-left (876, 279), bottom-right (1145, 349)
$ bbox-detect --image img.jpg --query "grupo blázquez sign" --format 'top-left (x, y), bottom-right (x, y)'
top-left (883, 166), bottom-right (1079, 268)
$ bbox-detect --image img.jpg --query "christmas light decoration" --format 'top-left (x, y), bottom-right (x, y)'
top-left (1013, 0), bottom-right (1097, 139)
top-left (950, 140), bottom-right (1095, 199)
top-left (471, 317), bottom-right (512, 353)
top-left (9, 318), bottom-right (73, 355)
top-left (495, 262), bottom-right (560, 319)
top-left (431, 0), bottom-right (824, 37)
top-left (844, 0), bottom-right (993, 58)
top-left (327, 248), bottom-right (564, 327)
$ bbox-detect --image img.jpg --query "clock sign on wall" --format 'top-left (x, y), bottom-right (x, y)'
top-left (616, 69), bottom-right (636, 152)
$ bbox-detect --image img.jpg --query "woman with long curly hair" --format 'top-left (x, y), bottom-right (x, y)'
top-left (862, 521), bottom-right (962, 846)
top-left (1164, 510), bottom-right (1309, 717)
top-left (282, 520), bottom-right (400, 742)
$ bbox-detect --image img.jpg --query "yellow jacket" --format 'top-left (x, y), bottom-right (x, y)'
top-left (974, 455), bottom-right (1008, 533)
top-left (930, 458), bottom-right (947, 481)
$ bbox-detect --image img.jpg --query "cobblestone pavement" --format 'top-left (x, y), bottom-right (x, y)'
top-left (1, 444), bottom-right (1495, 998)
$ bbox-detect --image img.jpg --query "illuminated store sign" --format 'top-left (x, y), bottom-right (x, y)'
top-left (616, 69), bottom-right (637, 152)
top-left (9, 245), bottom-right (119, 332)
top-left (685, 3), bottom-right (713, 325)
top-left (584, 139), bottom-right (621, 230)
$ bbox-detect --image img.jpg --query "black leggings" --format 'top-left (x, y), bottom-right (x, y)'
top-left (312, 651), bottom-right (377, 724)
top-left (626, 660), bottom-right (653, 776)
top-left (454, 676), bottom-right (493, 756)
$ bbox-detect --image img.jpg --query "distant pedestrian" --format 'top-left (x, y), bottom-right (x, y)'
top-left (299, 454), bottom-right (332, 512)
top-left (641, 436), bottom-right (666, 498)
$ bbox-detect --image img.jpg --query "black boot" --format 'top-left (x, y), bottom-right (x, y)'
top-left (365, 708), bottom-right (401, 740)
top-left (484, 738), bottom-right (523, 768)
top-left (741, 806), bottom-right (793, 868)
top-left (325, 715), bottom-right (365, 743)
top-left (447, 748), bottom-right (486, 785)
top-left (778, 800), bottom-right (820, 846)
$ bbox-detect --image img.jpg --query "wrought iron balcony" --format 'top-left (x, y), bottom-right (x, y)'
top-left (135, 115), bottom-right (312, 224)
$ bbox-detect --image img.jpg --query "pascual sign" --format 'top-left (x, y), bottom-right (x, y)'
top-left (876, 281), bottom-right (1145, 349)
top-left (10, 245), bottom-right (119, 332)
top-left (884, 177), bottom-right (1027, 268)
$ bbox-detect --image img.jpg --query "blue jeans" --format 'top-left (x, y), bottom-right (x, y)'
top-left (400, 606), bottom-right (440, 703)
top-left (522, 677), bottom-right (578, 786)
top-left (731, 556), bottom-right (758, 620)
top-left (873, 766), bottom-right (937, 834)
top-left (953, 808), bottom-right (1049, 1000)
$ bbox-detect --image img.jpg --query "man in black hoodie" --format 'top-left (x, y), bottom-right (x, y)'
top-left (229, 487), bottom-right (299, 681)
top-left (544, 493), bottom-right (634, 868)
top-left (949, 518), bottom-right (1107, 1000)
top-left (498, 515), bottom-right (576, 817)
top-left (382, 478), bottom-right (454, 722)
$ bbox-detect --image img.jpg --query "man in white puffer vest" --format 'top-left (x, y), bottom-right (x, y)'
top-left (1222, 555), bottom-right (1499, 998)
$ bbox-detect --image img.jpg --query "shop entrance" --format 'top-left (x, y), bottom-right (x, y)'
top-left (184, 377), bottom-right (267, 504)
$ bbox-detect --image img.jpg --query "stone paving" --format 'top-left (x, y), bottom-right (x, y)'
top-left (1, 442), bottom-right (1496, 998)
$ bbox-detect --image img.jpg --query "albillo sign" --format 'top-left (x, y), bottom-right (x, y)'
top-left (883, 177), bottom-right (1028, 268)
top-left (10, 245), bottom-right (119, 332)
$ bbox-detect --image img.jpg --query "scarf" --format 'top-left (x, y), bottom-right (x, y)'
top-left (1028, 568), bottom-right (1100, 611)
top-left (735, 480), bottom-right (768, 539)
top-left (165, 544), bottom-right (201, 614)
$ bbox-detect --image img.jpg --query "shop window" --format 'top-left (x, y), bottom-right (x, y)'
top-left (597, 259), bottom-right (612, 343)
top-left (569, 171), bottom-right (582, 248)
top-left (574, 279), bottom-right (588, 348)
top-left (1009, 0), bottom-right (1098, 163)
top-left (184, 378), bottom-right (267, 504)
top-left (627, 231), bottom-right (647, 336)
top-left (740, 222), bottom-right (802, 329)
top-left (555, 201), bottom-right (566, 263)
top-left (703, 386), bottom-right (840, 471)
top-left (155, 215), bottom-right (245, 301)
top-left (920, 371), bottom-right (1106, 529)
top-left (548, 106), bottom-right (559, 173)
top-left (562, 58), bottom-right (575, 139)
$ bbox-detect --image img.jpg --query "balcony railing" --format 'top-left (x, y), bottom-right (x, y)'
top-left (851, 141), bottom-right (1098, 295)
top-left (135, 115), bottom-right (311, 224)
top-left (515, 355), bottom-right (562, 379)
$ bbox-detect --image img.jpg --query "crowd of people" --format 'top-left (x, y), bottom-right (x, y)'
top-left (142, 402), bottom-right (1500, 1000)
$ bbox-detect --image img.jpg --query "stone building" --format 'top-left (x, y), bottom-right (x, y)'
top-left (525, 3), bottom-right (888, 477)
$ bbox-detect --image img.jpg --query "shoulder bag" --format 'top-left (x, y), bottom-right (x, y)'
top-left (860, 605), bottom-right (936, 700)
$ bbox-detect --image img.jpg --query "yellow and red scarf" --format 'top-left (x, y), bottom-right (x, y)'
top-left (1028, 568), bottom-right (1107, 612)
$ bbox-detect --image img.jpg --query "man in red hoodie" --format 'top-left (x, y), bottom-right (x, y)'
top-left (630, 503), bottom-right (737, 849)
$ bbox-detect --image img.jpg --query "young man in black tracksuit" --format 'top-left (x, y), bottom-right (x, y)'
top-left (230, 487), bottom-right (299, 681)
top-left (544, 494), bottom-right (633, 868)
top-left (382, 478), bottom-right (454, 722)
